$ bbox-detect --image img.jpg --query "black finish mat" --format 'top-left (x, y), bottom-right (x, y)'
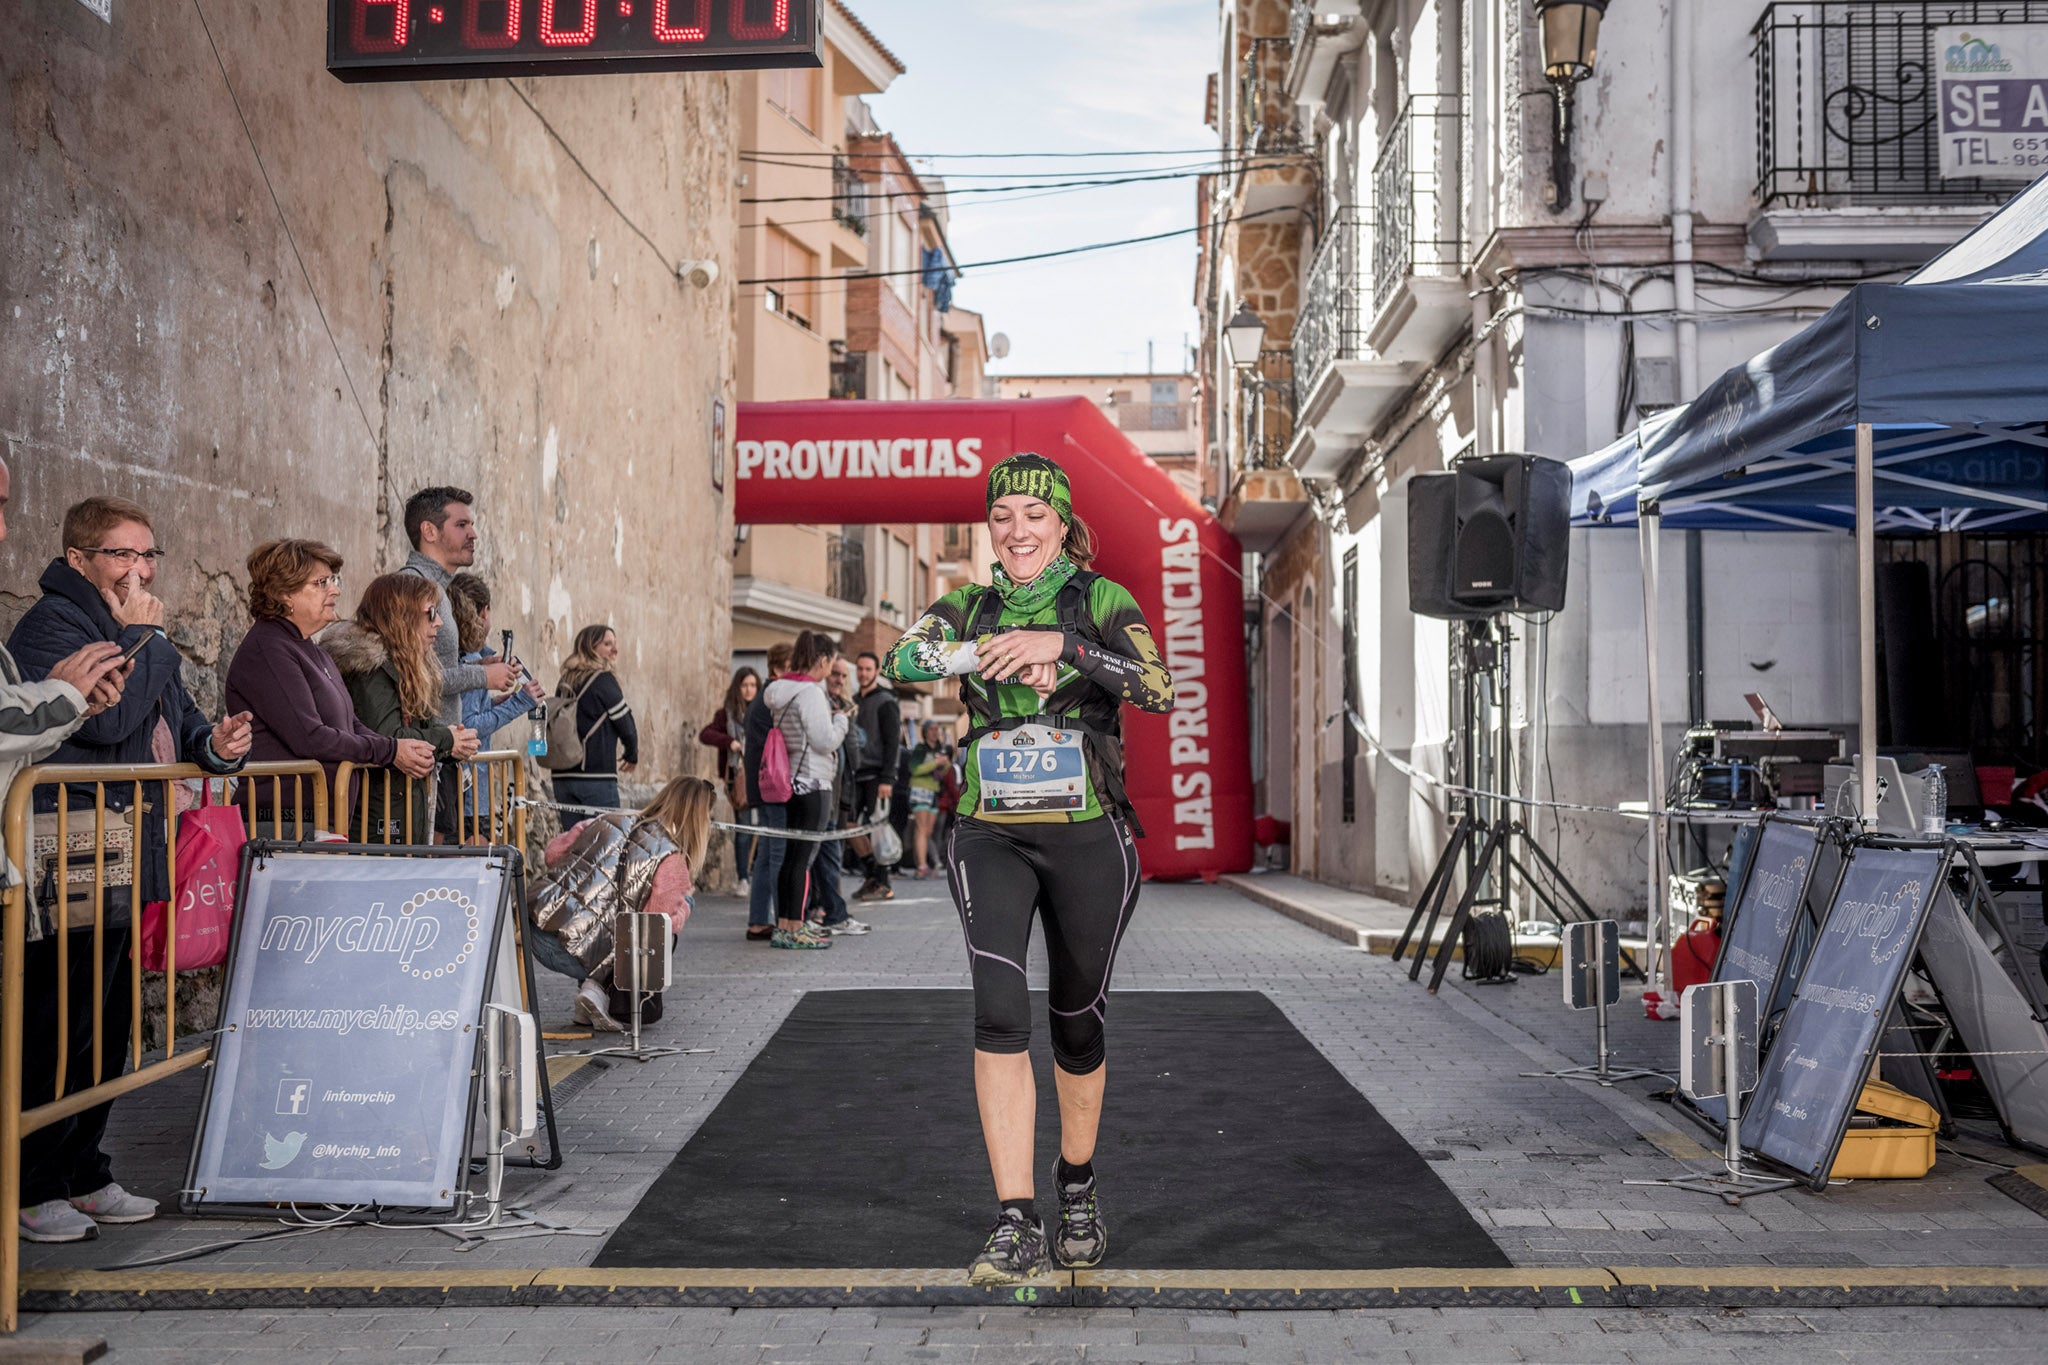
top-left (593, 989), bottom-right (1507, 1270)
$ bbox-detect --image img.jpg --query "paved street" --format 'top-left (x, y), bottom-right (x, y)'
top-left (17, 874), bottom-right (2048, 1361)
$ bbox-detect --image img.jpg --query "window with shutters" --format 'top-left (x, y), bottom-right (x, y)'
top-left (761, 227), bottom-right (818, 333)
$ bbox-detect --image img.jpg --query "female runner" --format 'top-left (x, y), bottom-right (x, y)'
top-left (884, 453), bottom-right (1174, 1284)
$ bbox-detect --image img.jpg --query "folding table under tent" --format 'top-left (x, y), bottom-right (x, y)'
top-left (1565, 170), bottom-right (2048, 980)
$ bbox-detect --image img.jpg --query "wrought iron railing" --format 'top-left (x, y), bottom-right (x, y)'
top-left (1237, 37), bottom-right (1299, 155)
top-left (1293, 207), bottom-right (1367, 408)
top-left (1372, 93), bottom-right (1463, 313)
top-left (1754, 2), bottom-right (2048, 207)
top-left (1240, 348), bottom-right (1297, 471)
top-left (1288, 0), bottom-right (1316, 55)
top-left (831, 154), bottom-right (870, 235)
top-left (826, 531), bottom-right (867, 605)
top-left (1117, 401), bottom-right (1195, 434)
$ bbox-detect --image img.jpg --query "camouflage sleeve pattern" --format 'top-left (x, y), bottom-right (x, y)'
top-left (884, 586), bottom-right (983, 682)
top-left (1060, 577), bottom-right (1174, 713)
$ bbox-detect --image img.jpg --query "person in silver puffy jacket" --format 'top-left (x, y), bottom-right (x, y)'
top-left (528, 776), bottom-right (712, 1031)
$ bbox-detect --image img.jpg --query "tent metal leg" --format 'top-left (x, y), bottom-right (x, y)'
top-left (1856, 421), bottom-right (1878, 827)
top-left (1640, 506), bottom-right (1670, 989)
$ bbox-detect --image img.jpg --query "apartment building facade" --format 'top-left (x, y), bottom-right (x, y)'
top-left (1198, 0), bottom-right (2031, 908)
top-left (731, 1), bottom-right (987, 724)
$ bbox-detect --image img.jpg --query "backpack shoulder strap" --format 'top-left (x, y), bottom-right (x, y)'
top-left (967, 584), bottom-right (1005, 641)
top-left (1057, 572), bottom-right (1102, 640)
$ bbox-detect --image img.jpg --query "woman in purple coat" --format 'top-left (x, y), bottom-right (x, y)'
top-left (224, 540), bottom-right (437, 832)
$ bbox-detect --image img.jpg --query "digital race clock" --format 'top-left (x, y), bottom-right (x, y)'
top-left (327, 0), bottom-right (821, 83)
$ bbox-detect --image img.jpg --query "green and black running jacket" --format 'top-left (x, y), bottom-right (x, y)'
top-left (883, 567), bottom-right (1174, 824)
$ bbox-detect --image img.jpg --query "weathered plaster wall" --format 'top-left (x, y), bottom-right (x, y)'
top-left (2, 2), bottom-right (739, 782)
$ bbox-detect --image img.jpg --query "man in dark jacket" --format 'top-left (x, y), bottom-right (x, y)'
top-left (849, 651), bottom-right (901, 901)
top-left (4, 494), bottom-right (248, 1245)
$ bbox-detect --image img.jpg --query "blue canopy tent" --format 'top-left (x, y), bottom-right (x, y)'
top-left (1567, 172), bottom-right (2048, 972)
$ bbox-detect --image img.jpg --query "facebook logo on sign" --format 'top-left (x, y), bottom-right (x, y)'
top-left (276, 1078), bottom-right (312, 1117)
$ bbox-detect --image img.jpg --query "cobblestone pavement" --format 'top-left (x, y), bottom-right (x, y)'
top-left (17, 872), bottom-right (2048, 1361)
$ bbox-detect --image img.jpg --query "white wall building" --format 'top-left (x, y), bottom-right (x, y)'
top-left (1199, 0), bottom-right (2034, 911)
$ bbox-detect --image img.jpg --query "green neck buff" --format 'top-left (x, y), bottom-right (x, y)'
top-left (990, 553), bottom-right (1078, 616)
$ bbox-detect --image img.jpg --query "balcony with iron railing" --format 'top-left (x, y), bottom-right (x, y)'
top-left (826, 531), bottom-right (867, 606)
top-left (1754, 2), bottom-right (2048, 208)
top-left (1368, 92), bottom-right (1464, 360)
top-left (1117, 401), bottom-right (1196, 434)
top-left (1284, 0), bottom-right (1363, 99)
top-left (1228, 36), bottom-right (1315, 215)
top-left (1292, 207), bottom-right (1367, 415)
top-left (831, 154), bottom-right (870, 237)
top-left (1221, 346), bottom-right (1309, 552)
top-left (1750, 3), bottom-right (2043, 257)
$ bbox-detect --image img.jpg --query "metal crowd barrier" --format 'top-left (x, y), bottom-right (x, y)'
top-left (330, 749), bottom-right (528, 851)
top-left (1, 759), bottom-right (330, 1332)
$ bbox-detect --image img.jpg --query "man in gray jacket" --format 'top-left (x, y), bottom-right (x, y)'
top-left (399, 486), bottom-right (506, 837)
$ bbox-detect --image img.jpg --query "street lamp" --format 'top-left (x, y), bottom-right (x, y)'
top-left (1533, 0), bottom-right (1607, 213)
top-left (1223, 304), bottom-right (1266, 370)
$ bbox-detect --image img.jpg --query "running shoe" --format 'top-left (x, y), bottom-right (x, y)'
top-left (853, 878), bottom-right (881, 901)
top-left (69, 1182), bottom-right (157, 1225)
top-left (18, 1200), bottom-right (97, 1243)
top-left (771, 927), bottom-right (832, 950)
top-left (1048, 1161), bottom-right (1107, 1268)
top-left (824, 916), bottom-right (871, 935)
top-left (967, 1208), bottom-right (1052, 1286)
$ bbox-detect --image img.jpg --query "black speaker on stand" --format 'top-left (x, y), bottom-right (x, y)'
top-left (1394, 455), bottom-right (1633, 991)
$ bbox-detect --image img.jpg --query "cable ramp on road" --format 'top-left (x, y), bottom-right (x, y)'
top-left (20, 1265), bottom-right (2048, 1312)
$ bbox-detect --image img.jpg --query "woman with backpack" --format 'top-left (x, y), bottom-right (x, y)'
top-left (545, 623), bottom-right (637, 813)
top-left (883, 453), bottom-right (1174, 1287)
top-left (758, 630), bottom-right (847, 950)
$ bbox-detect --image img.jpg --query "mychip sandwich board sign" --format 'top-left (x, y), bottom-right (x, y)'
top-left (185, 846), bottom-right (518, 1216)
top-left (1745, 840), bottom-right (1949, 1189)
top-left (1687, 816), bottom-right (1837, 1129)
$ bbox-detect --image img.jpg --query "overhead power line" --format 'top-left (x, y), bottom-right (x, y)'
top-left (738, 207), bottom-right (1290, 287)
top-left (737, 146), bottom-right (1225, 160)
top-left (742, 160), bottom-right (1298, 205)
top-left (739, 154), bottom-right (1275, 180)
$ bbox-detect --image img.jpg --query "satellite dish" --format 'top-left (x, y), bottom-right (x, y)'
top-left (990, 332), bottom-right (1012, 360)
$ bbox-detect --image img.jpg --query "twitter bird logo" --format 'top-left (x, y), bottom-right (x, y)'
top-left (261, 1131), bottom-right (308, 1169)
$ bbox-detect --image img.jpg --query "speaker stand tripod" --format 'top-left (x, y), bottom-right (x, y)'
top-left (1391, 619), bottom-right (1639, 994)
top-left (1394, 812), bottom-right (1637, 993)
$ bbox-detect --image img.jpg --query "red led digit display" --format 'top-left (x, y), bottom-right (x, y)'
top-left (652, 0), bottom-right (711, 42)
top-left (461, 0), bottom-right (520, 48)
top-left (328, 0), bottom-right (817, 82)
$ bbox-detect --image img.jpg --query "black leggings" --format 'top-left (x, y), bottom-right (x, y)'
top-left (943, 813), bottom-right (1141, 1074)
top-left (777, 789), bottom-right (832, 921)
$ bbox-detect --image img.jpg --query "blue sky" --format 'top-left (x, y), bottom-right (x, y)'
top-left (839, 0), bottom-right (1218, 377)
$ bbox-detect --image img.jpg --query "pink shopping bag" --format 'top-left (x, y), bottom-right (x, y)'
top-left (140, 789), bottom-right (247, 973)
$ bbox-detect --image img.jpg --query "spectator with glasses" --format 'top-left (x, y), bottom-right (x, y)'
top-left (225, 539), bottom-right (433, 833)
top-left (5, 494), bottom-right (251, 1243)
top-left (322, 573), bottom-right (478, 842)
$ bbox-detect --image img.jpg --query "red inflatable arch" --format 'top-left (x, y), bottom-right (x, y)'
top-left (735, 397), bottom-right (1252, 881)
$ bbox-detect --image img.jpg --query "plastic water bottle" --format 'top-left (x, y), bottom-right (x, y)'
top-left (1920, 763), bottom-right (1947, 835)
top-left (505, 628), bottom-right (547, 759)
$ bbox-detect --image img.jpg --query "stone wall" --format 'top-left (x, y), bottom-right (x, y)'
top-left (2, 2), bottom-right (740, 791)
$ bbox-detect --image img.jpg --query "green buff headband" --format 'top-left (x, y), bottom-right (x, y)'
top-left (985, 453), bottom-right (1072, 523)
